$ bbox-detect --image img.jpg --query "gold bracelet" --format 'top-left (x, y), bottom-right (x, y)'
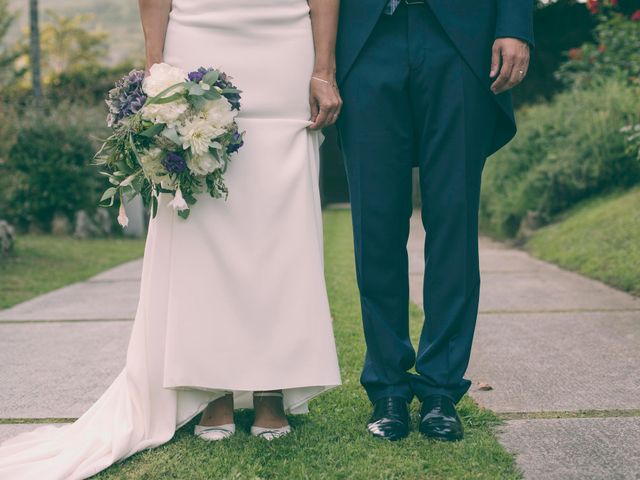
top-left (311, 76), bottom-right (331, 85)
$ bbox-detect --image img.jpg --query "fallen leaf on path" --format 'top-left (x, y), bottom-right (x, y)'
top-left (477, 382), bottom-right (493, 391)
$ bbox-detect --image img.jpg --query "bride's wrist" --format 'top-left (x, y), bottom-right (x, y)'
top-left (145, 52), bottom-right (164, 69)
top-left (312, 65), bottom-right (336, 82)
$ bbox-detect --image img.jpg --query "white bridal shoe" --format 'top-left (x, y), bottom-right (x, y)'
top-left (251, 392), bottom-right (292, 441)
top-left (194, 423), bottom-right (236, 441)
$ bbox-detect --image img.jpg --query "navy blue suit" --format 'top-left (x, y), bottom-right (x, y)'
top-left (336, 0), bottom-right (534, 404)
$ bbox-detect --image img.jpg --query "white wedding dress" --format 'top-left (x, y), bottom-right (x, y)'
top-left (0, 1), bottom-right (341, 478)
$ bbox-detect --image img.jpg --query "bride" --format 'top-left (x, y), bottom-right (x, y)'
top-left (0, 0), bottom-right (342, 478)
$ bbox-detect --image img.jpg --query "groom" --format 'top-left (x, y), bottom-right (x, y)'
top-left (335, 0), bottom-right (533, 441)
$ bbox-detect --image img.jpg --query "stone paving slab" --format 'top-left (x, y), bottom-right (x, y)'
top-left (0, 424), bottom-right (69, 443)
top-left (409, 235), bottom-right (548, 274)
top-left (408, 215), bottom-right (640, 313)
top-left (477, 269), bottom-right (640, 313)
top-left (466, 310), bottom-right (640, 412)
top-left (0, 280), bottom-right (141, 322)
top-left (410, 263), bottom-right (640, 313)
top-left (0, 322), bottom-right (130, 418)
top-left (89, 259), bottom-right (143, 283)
top-left (499, 417), bottom-right (640, 479)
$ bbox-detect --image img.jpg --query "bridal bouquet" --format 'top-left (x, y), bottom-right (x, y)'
top-left (95, 63), bottom-right (244, 224)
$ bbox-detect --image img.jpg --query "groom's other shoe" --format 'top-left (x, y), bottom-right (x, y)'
top-left (367, 396), bottom-right (410, 441)
top-left (419, 395), bottom-right (464, 442)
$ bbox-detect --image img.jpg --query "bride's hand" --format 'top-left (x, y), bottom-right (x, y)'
top-left (309, 75), bottom-right (342, 130)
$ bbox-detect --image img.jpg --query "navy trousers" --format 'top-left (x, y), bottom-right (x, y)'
top-left (337, 3), bottom-right (498, 404)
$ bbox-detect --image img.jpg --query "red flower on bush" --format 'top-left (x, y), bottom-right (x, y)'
top-left (568, 47), bottom-right (583, 60)
top-left (587, 0), bottom-right (599, 14)
top-left (632, 10), bottom-right (640, 21)
top-left (609, 0), bottom-right (618, 6)
top-left (598, 43), bottom-right (606, 53)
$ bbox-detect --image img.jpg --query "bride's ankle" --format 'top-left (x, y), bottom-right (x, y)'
top-left (199, 393), bottom-right (234, 426)
top-left (253, 391), bottom-right (288, 428)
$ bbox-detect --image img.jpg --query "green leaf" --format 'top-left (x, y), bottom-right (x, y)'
top-left (203, 89), bottom-right (221, 100)
top-left (145, 83), bottom-right (185, 105)
top-left (189, 83), bottom-right (205, 96)
top-left (99, 187), bottom-right (118, 207)
top-left (220, 88), bottom-right (241, 94)
top-left (131, 173), bottom-right (146, 192)
top-left (151, 93), bottom-right (184, 105)
top-left (151, 195), bottom-right (159, 218)
top-left (120, 171), bottom-right (139, 188)
top-left (203, 70), bottom-right (219, 85)
top-left (139, 123), bottom-right (165, 138)
top-left (189, 95), bottom-right (207, 110)
top-left (161, 127), bottom-right (182, 146)
top-left (178, 209), bottom-right (191, 220)
top-left (100, 187), bottom-right (117, 202)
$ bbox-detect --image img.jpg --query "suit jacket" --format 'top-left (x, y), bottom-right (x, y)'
top-left (336, 0), bottom-right (535, 155)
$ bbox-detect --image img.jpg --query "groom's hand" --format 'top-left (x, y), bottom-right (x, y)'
top-left (490, 38), bottom-right (530, 95)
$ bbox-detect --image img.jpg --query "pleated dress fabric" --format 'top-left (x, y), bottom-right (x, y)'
top-left (0, 1), bottom-right (341, 478)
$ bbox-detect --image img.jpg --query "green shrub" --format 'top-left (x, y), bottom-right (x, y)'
top-left (2, 116), bottom-right (100, 231)
top-left (47, 62), bottom-right (136, 106)
top-left (480, 80), bottom-right (640, 238)
top-left (557, 13), bottom-right (640, 88)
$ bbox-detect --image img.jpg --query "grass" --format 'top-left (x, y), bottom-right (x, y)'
top-left (527, 187), bottom-right (640, 296)
top-left (94, 209), bottom-right (519, 480)
top-left (0, 234), bottom-right (145, 309)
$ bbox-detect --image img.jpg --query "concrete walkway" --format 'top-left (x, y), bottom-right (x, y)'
top-left (0, 260), bottom-right (141, 436)
top-left (1, 213), bottom-right (639, 478)
top-left (408, 212), bottom-right (640, 479)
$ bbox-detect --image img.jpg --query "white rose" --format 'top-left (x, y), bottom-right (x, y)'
top-left (178, 117), bottom-right (225, 156)
top-left (143, 63), bottom-right (187, 97)
top-left (186, 152), bottom-right (222, 176)
top-left (202, 97), bottom-right (237, 129)
top-left (141, 100), bottom-right (189, 127)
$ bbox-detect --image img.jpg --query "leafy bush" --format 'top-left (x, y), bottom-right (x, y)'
top-left (47, 62), bottom-right (136, 105)
top-left (480, 80), bottom-right (640, 239)
top-left (557, 13), bottom-right (640, 88)
top-left (1, 113), bottom-right (102, 231)
top-left (514, 0), bottom-right (596, 107)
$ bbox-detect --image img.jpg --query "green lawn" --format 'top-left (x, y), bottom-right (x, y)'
top-left (95, 209), bottom-right (519, 480)
top-left (0, 234), bottom-right (145, 309)
top-left (527, 187), bottom-right (640, 296)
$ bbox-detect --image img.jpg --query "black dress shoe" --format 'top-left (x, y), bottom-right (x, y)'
top-left (367, 396), bottom-right (410, 441)
top-left (419, 395), bottom-right (464, 442)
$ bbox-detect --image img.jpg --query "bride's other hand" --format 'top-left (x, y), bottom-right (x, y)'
top-left (309, 75), bottom-right (342, 130)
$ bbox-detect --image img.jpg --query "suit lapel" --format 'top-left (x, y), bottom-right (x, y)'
top-left (336, 0), bottom-right (388, 85)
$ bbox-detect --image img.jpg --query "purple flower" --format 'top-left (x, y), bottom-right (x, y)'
top-left (106, 69), bottom-right (147, 127)
top-left (187, 67), bottom-right (209, 83)
top-left (187, 67), bottom-right (242, 111)
top-left (162, 152), bottom-right (187, 174)
top-left (226, 131), bottom-right (244, 154)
